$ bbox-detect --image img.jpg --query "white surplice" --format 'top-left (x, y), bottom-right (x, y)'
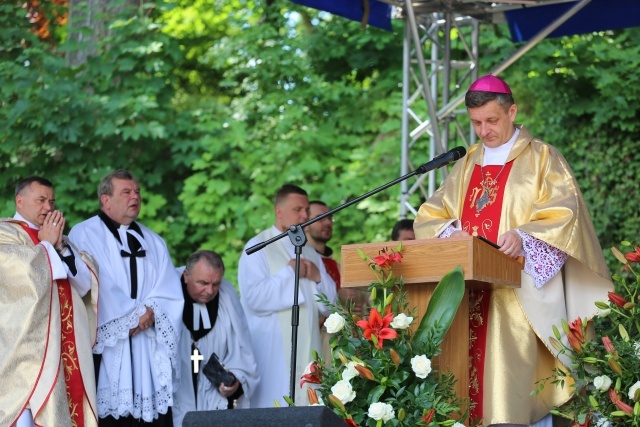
top-left (69, 215), bottom-right (183, 422)
top-left (171, 275), bottom-right (259, 426)
top-left (238, 226), bottom-right (337, 407)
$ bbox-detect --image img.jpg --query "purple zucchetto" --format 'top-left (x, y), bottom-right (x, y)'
top-left (468, 74), bottom-right (512, 94)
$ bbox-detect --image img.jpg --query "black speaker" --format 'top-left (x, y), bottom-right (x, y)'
top-left (183, 406), bottom-right (346, 426)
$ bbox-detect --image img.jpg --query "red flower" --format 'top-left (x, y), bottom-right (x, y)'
top-left (372, 249), bottom-right (403, 270)
top-left (567, 318), bottom-right (585, 353)
top-left (608, 292), bottom-right (627, 308)
top-left (420, 409), bottom-right (435, 425)
top-left (570, 416), bottom-right (592, 427)
top-left (602, 336), bottom-right (617, 354)
top-left (625, 247), bottom-right (640, 263)
top-left (356, 308), bottom-right (398, 349)
top-left (609, 389), bottom-right (633, 414)
top-left (299, 361), bottom-right (322, 388)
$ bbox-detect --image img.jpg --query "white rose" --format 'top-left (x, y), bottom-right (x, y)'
top-left (411, 354), bottom-right (432, 379)
top-left (593, 375), bottom-right (612, 392)
top-left (628, 380), bottom-right (640, 401)
top-left (390, 313), bottom-right (413, 329)
top-left (596, 308), bottom-right (611, 318)
top-left (367, 402), bottom-right (395, 422)
top-left (342, 361), bottom-right (364, 381)
top-left (324, 313), bottom-right (346, 334)
top-left (331, 380), bottom-right (356, 404)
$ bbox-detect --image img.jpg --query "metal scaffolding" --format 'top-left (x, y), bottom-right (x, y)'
top-left (382, 0), bottom-right (591, 218)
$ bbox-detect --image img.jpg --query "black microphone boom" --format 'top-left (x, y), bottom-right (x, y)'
top-left (415, 146), bottom-right (467, 174)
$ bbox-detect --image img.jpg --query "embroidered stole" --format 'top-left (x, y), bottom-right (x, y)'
top-left (460, 162), bottom-right (513, 422)
top-left (21, 225), bottom-right (85, 427)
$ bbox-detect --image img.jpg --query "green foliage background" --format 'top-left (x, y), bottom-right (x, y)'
top-left (2, 0), bottom-right (639, 283)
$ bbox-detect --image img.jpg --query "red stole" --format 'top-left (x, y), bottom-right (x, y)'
top-left (20, 225), bottom-right (86, 427)
top-left (460, 161), bottom-right (514, 423)
top-left (321, 257), bottom-right (341, 290)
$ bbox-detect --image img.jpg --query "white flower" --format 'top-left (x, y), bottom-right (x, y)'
top-left (411, 354), bottom-right (432, 379)
top-left (324, 313), bottom-right (346, 334)
top-left (367, 402), bottom-right (395, 422)
top-left (342, 361), bottom-right (364, 381)
top-left (628, 380), bottom-right (640, 401)
top-left (331, 380), bottom-right (356, 404)
top-left (595, 417), bottom-right (612, 427)
top-left (452, 423), bottom-right (465, 427)
top-left (593, 375), bottom-right (612, 392)
top-left (390, 313), bottom-right (413, 329)
top-left (595, 308), bottom-right (611, 318)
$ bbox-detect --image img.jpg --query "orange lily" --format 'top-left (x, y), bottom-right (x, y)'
top-left (608, 292), bottom-right (627, 308)
top-left (625, 247), bottom-right (640, 263)
top-left (356, 308), bottom-right (398, 349)
top-left (299, 361), bottom-right (322, 388)
top-left (609, 389), bottom-right (634, 414)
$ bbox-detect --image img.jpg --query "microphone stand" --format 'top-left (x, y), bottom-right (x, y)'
top-left (245, 147), bottom-right (465, 404)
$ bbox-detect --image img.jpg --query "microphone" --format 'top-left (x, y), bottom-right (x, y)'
top-left (414, 146), bottom-right (466, 174)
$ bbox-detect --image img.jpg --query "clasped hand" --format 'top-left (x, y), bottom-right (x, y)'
top-left (130, 306), bottom-right (155, 336)
top-left (38, 210), bottom-right (65, 248)
top-left (288, 258), bottom-right (320, 283)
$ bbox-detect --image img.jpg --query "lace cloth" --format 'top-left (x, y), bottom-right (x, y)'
top-left (516, 229), bottom-right (568, 288)
top-left (438, 225), bottom-right (567, 288)
top-left (93, 301), bottom-right (179, 422)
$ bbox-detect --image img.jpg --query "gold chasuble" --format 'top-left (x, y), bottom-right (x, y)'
top-left (0, 219), bottom-right (99, 427)
top-left (414, 125), bottom-right (613, 425)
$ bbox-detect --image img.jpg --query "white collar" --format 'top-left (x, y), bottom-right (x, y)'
top-left (13, 212), bottom-right (38, 230)
top-left (193, 303), bottom-right (212, 331)
top-left (482, 127), bottom-right (520, 166)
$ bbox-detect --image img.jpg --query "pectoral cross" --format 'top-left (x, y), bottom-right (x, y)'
top-left (191, 347), bottom-right (204, 373)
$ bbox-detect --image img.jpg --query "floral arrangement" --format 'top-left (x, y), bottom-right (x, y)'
top-left (546, 242), bottom-right (640, 426)
top-left (303, 243), bottom-right (470, 426)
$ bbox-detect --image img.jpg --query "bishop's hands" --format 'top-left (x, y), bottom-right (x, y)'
top-left (497, 230), bottom-right (522, 258)
top-left (288, 258), bottom-right (321, 283)
top-left (38, 210), bottom-right (65, 248)
top-left (130, 306), bottom-right (155, 336)
top-left (450, 229), bottom-right (522, 258)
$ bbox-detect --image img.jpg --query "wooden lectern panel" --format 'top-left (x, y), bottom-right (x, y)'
top-left (340, 236), bottom-right (522, 424)
top-left (341, 235), bottom-right (522, 290)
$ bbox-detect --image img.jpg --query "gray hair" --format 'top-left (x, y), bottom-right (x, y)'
top-left (185, 250), bottom-right (225, 275)
top-left (98, 169), bottom-right (137, 207)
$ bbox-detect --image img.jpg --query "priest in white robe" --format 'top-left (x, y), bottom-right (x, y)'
top-left (172, 250), bottom-right (259, 426)
top-left (69, 170), bottom-right (183, 425)
top-left (238, 184), bottom-right (337, 407)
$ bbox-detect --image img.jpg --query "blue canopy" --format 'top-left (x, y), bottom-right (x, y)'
top-left (505, 0), bottom-right (640, 42)
top-left (290, 0), bottom-right (392, 31)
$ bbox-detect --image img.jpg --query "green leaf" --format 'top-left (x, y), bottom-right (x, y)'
top-left (368, 385), bottom-right (386, 403)
top-left (413, 266), bottom-right (465, 347)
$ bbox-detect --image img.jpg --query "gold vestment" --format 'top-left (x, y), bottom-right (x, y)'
top-left (414, 126), bottom-right (613, 425)
top-left (0, 219), bottom-right (99, 427)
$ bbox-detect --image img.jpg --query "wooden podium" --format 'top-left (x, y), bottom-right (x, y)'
top-left (341, 236), bottom-right (522, 411)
